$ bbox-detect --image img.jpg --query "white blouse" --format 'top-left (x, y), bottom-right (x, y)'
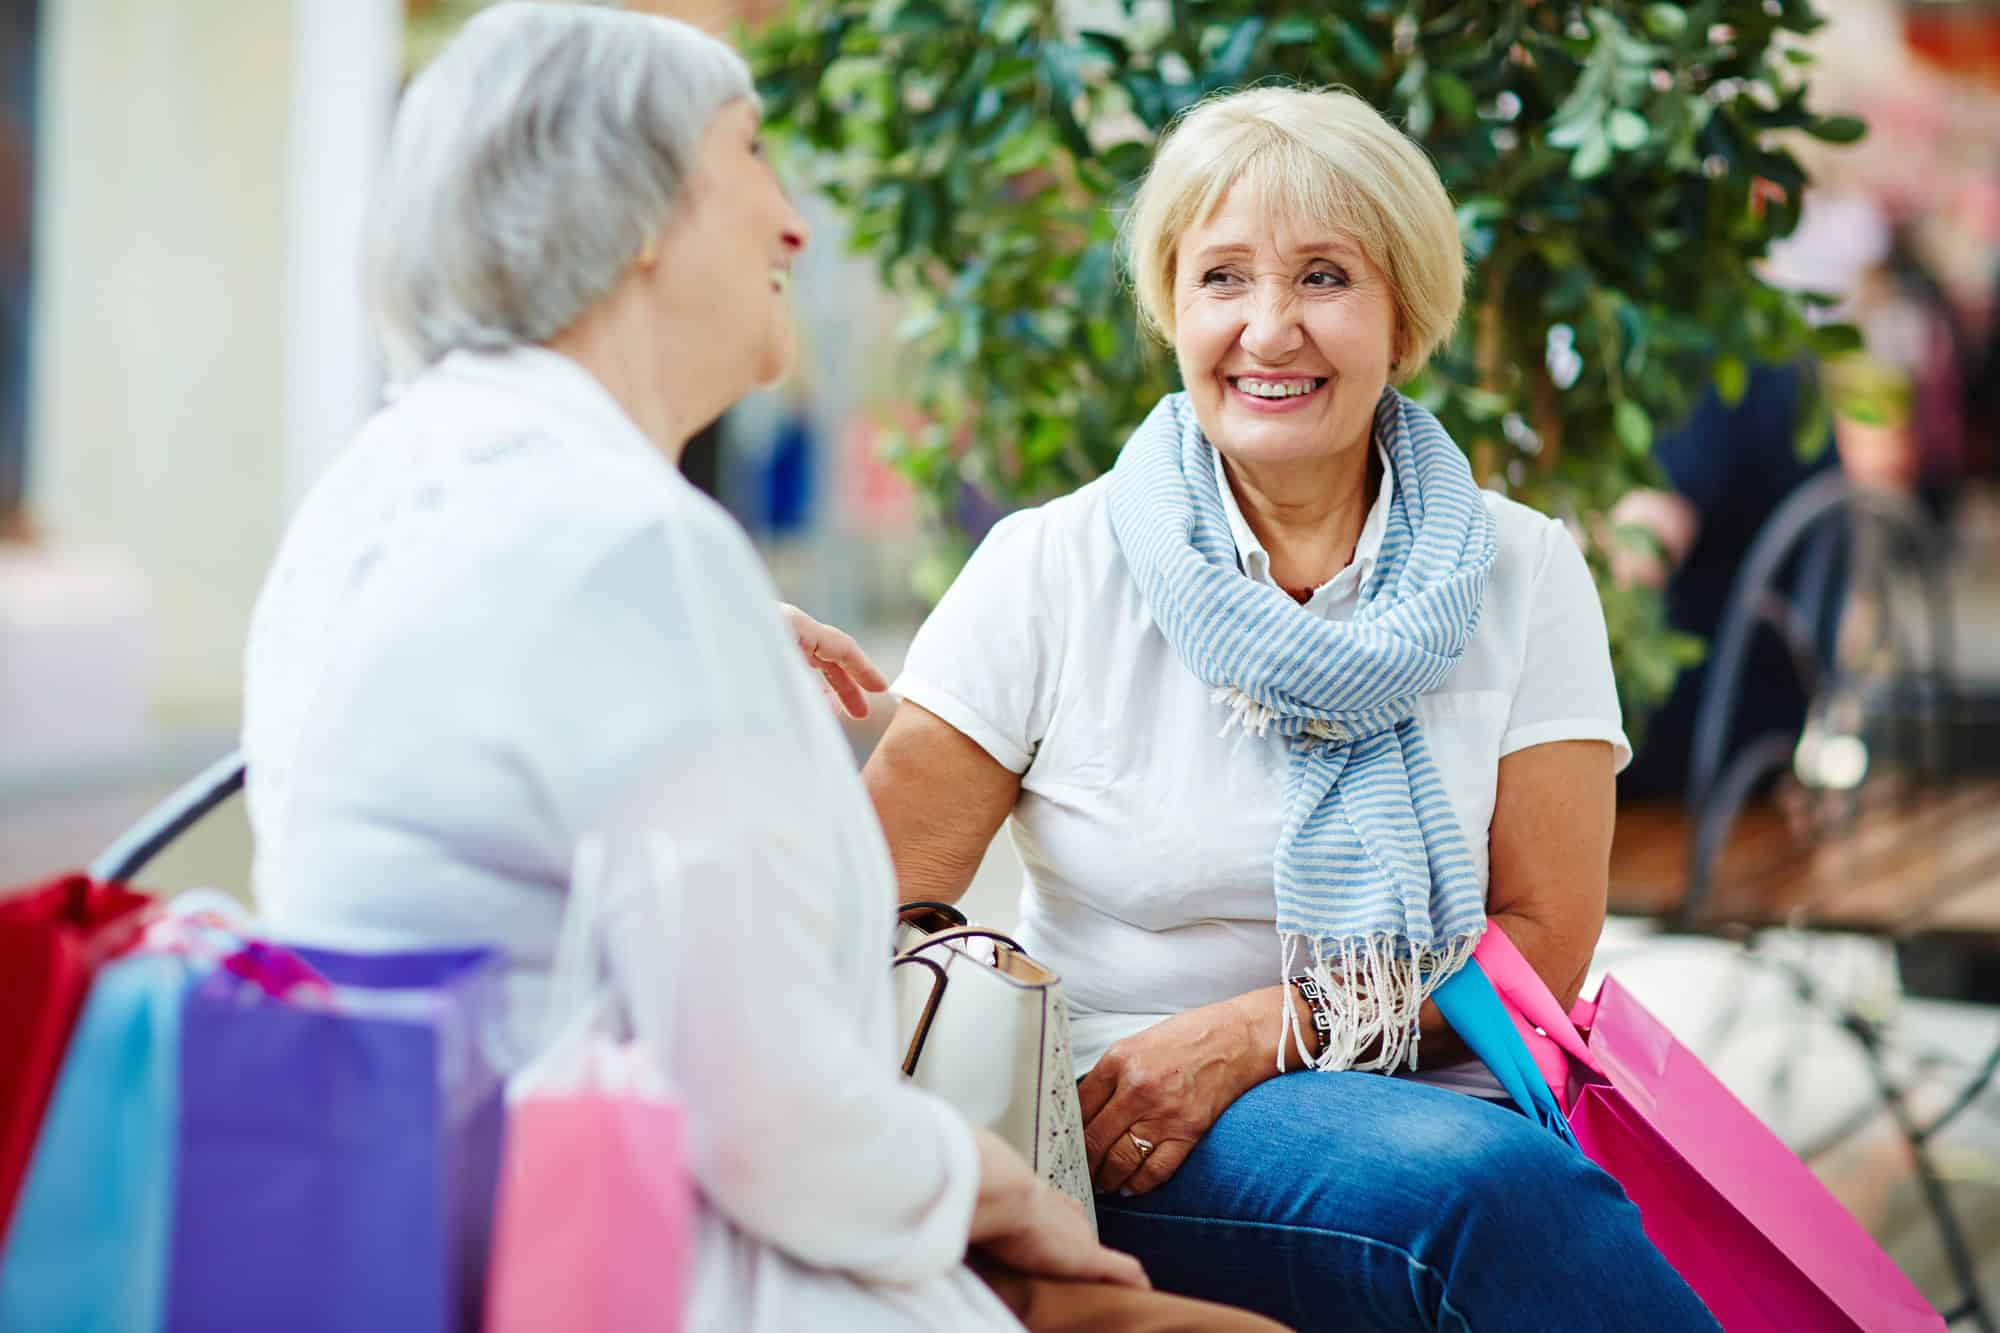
top-left (895, 441), bottom-right (1630, 1090)
top-left (242, 347), bottom-right (1019, 1333)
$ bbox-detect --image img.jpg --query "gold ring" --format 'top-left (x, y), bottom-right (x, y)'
top-left (1126, 1131), bottom-right (1155, 1159)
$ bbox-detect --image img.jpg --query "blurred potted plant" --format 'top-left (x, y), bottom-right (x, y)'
top-left (751, 0), bottom-right (1865, 727)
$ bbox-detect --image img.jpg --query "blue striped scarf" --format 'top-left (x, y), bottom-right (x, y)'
top-left (1107, 388), bottom-right (1497, 1072)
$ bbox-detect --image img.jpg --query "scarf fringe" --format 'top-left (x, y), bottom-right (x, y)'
top-left (1212, 687), bottom-right (1343, 744)
top-left (1278, 931), bottom-right (1480, 1075)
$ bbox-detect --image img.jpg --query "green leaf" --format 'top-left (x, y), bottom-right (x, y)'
top-left (1547, 116), bottom-right (1595, 150)
top-left (1804, 114), bottom-right (1866, 144)
top-left (1077, 29), bottom-right (1129, 66)
top-left (1614, 400), bottom-right (1653, 456)
top-left (1641, 4), bottom-right (1688, 39)
top-left (1206, 18), bottom-right (1265, 86)
top-left (1430, 72), bottom-right (1475, 125)
top-left (990, 1), bottom-right (1035, 42)
top-left (1331, 18), bottom-right (1384, 78)
top-left (1793, 380), bottom-right (1834, 459)
top-left (1607, 109), bottom-right (1649, 151)
top-left (1271, 15), bottom-right (1318, 45)
top-left (1808, 322), bottom-right (1864, 359)
top-left (1714, 354), bottom-right (1749, 405)
top-left (1570, 130), bottom-right (1614, 179)
top-left (1455, 196), bottom-right (1506, 229)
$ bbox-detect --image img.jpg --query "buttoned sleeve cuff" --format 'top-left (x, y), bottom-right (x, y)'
top-left (893, 673), bottom-right (1035, 774)
top-left (1498, 718), bottom-right (1633, 774)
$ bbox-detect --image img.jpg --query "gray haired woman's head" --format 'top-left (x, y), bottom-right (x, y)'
top-left (364, 3), bottom-right (755, 379)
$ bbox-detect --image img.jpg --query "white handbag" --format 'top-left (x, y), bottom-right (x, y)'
top-left (893, 906), bottom-right (1097, 1229)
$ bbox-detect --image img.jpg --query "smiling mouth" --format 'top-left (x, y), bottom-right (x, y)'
top-left (1228, 375), bottom-right (1328, 401)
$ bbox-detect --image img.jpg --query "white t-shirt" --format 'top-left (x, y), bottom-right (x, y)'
top-left (895, 442), bottom-right (1629, 1095)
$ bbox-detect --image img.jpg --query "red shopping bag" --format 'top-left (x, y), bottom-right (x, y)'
top-left (1475, 924), bottom-right (1942, 1332)
top-left (0, 874), bottom-right (155, 1248)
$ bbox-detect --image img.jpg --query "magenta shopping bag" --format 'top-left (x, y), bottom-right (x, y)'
top-left (1475, 924), bottom-right (1942, 1333)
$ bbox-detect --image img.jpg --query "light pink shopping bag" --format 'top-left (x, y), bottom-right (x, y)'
top-left (484, 1055), bottom-right (693, 1333)
top-left (1475, 924), bottom-right (1943, 1333)
top-left (486, 835), bottom-right (695, 1333)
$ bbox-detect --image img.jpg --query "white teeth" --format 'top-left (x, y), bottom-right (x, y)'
top-left (1235, 376), bottom-right (1320, 398)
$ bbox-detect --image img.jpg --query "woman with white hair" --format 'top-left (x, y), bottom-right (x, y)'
top-left (240, 7), bottom-right (1285, 1331)
top-left (865, 87), bottom-right (1721, 1330)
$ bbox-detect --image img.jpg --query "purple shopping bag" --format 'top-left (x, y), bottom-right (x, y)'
top-left (167, 944), bottom-right (508, 1333)
top-left (1475, 924), bottom-right (1943, 1333)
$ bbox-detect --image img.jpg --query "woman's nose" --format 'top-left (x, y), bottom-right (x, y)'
top-left (1239, 282), bottom-right (1301, 360)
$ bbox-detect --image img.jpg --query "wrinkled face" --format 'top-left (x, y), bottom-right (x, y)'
top-left (1172, 184), bottom-right (1400, 470)
top-left (653, 99), bottom-right (809, 400)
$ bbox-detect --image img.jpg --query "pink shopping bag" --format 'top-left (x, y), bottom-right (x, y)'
top-left (484, 1047), bottom-right (693, 1333)
top-left (1475, 923), bottom-right (1943, 1333)
top-left (485, 835), bottom-right (694, 1333)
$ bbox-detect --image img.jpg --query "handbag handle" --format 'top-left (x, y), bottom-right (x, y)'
top-left (897, 901), bottom-right (968, 928)
top-left (891, 927), bottom-right (1034, 1077)
top-left (893, 900), bottom-right (969, 951)
top-left (892, 953), bottom-right (949, 1076)
top-left (895, 925), bottom-right (1026, 961)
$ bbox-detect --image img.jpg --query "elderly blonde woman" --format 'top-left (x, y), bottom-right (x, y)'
top-left (865, 88), bottom-right (1720, 1330)
top-left (240, 8), bottom-right (1287, 1333)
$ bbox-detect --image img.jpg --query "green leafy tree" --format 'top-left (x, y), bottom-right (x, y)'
top-left (753, 0), bottom-right (1863, 727)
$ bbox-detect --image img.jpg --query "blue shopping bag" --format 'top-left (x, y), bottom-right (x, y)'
top-left (166, 944), bottom-right (508, 1333)
top-left (0, 952), bottom-right (193, 1333)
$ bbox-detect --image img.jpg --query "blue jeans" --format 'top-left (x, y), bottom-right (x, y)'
top-left (1095, 1072), bottom-right (1720, 1333)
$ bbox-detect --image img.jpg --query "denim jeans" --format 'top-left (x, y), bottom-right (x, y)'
top-left (1094, 1071), bottom-right (1720, 1333)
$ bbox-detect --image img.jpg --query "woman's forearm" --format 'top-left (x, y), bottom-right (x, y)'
top-left (1219, 983), bottom-right (1325, 1089)
top-left (863, 702), bottom-right (1022, 906)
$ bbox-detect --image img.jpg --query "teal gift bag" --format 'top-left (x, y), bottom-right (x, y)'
top-left (0, 952), bottom-right (193, 1333)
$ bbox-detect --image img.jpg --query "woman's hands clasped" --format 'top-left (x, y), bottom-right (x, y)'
top-left (1077, 999), bottom-right (1266, 1197)
top-left (970, 1127), bottom-right (1150, 1288)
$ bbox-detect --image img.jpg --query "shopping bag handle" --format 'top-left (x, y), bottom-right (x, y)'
top-left (1432, 959), bottom-right (1578, 1148)
top-left (1480, 920), bottom-right (1600, 1072)
top-left (89, 749), bottom-right (247, 885)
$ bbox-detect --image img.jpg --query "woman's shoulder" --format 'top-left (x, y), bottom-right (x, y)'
top-left (1479, 488), bottom-right (1578, 593)
top-left (986, 476), bottom-right (1112, 543)
top-left (963, 477), bottom-right (1116, 587)
top-left (277, 377), bottom-right (761, 637)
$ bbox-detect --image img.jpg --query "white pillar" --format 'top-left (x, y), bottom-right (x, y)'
top-left (29, 0), bottom-right (295, 723)
top-left (282, 0), bottom-right (402, 513)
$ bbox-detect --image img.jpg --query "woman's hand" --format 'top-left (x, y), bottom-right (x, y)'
top-left (970, 1128), bottom-right (1151, 1288)
top-left (1077, 996), bottom-right (1270, 1197)
top-left (779, 603), bottom-right (889, 719)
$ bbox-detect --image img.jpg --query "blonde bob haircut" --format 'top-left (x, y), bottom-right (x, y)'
top-left (1123, 85), bottom-right (1465, 380)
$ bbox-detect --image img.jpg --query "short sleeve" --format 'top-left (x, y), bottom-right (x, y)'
top-left (893, 507), bottom-right (1062, 774)
top-left (1501, 520), bottom-right (1633, 772)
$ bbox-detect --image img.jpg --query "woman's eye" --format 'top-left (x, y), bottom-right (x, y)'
top-left (1304, 269), bottom-right (1348, 289)
top-left (749, 136), bottom-right (766, 158)
top-left (1200, 268), bottom-right (1240, 287)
